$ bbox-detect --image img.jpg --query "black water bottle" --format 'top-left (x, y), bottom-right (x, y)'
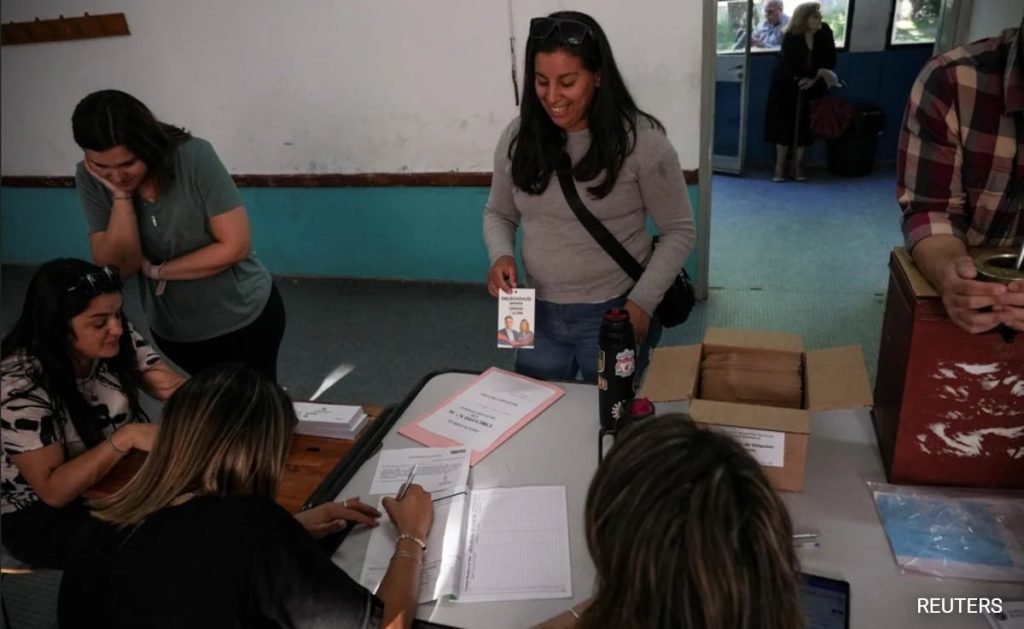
top-left (598, 308), bottom-right (637, 432)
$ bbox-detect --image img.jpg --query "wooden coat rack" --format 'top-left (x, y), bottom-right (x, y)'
top-left (1, 13), bottom-right (129, 46)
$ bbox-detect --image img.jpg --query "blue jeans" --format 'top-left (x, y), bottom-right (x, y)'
top-left (514, 296), bottom-right (662, 383)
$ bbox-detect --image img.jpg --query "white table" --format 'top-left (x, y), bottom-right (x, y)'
top-left (325, 372), bottom-right (1023, 628)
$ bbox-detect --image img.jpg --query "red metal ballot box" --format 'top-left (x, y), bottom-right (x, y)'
top-left (873, 248), bottom-right (1023, 488)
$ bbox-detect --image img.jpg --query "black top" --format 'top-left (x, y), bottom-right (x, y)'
top-left (764, 23), bottom-right (838, 146)
top-left (58, 494), bottom-right (383, 629)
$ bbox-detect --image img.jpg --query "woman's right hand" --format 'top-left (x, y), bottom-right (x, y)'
top-left (85, 160), bottom-right (136, 197)
top-left (113, 423), bottom-right (159, 453)
top-left (487, 255), bottom-right (518, 297)
top-left (382, 484), bottom-right (434, 540)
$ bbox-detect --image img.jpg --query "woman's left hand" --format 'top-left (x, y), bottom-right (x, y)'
top-left (293, 497), bottom-right (381, 539)
top-left (797, 77), bottom-right (817, 91)
top-left (624, 300), bottom-right (651, 347)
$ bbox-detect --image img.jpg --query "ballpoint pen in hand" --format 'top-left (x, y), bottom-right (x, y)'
top-left (396, 464), bottom-right (418, 500)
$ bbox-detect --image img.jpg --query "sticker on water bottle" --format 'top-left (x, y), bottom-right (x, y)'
top-left (614, 349), bottom-right (636, 378)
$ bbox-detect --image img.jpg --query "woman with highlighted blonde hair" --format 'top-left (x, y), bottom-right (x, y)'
top-left (537, 414), bottom-right (803, 629)
top-left (59, 364), bottom-right (434, 629)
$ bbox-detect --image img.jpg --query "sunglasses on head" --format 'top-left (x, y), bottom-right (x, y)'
top-left (529, 17), bottom-right (592, 46)
top-left (67, 265), bottom-right (121, 296)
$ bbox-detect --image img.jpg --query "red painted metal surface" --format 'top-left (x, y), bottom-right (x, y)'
top-left (873, 251), bottom-right (1024, 488)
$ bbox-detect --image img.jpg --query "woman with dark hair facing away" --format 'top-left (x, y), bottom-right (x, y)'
top-left (59, 364), bottom-right (435, 629)
top-left (536, 414), bottom-right (804, 629)
top-left (1, 258), bottom-right (185, 567)
top-left (483, 11), bottom-right (695, 383)
top-left (764, 1), bottom-right (838, 181)
top-left (71, 89), bottom-right (286, 380)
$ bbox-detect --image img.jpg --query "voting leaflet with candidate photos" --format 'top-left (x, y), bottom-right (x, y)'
top-left (497, 288), bottom-right (535, 349)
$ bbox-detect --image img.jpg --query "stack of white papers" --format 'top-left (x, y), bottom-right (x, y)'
top-left (293, 402), bottom-right (368, 440)
top-left (359, 475), bottom-right (572, 604)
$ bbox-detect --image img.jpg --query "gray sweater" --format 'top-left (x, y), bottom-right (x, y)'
top-left (483, 119), bottom-right (696, 315)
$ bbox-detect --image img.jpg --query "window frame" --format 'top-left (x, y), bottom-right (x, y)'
top-left (886, 0), bottom-right (940, 49)
top-left (739, 0), bottom-right (856, 55)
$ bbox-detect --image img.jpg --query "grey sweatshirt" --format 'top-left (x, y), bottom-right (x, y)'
top-left (482, 119), bottom-right (696, 315)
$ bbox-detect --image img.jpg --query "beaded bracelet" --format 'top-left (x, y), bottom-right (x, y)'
top-left (396, 533), bottom-right (427, 551)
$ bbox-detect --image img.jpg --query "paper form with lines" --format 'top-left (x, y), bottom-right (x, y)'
top-left (359, 485), bottom-right (572, 603)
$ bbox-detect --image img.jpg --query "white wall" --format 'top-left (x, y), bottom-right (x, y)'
top-left (0, 0), bottom-right (703, 175)
top-left (964, 0), bottom-right (1022, 42)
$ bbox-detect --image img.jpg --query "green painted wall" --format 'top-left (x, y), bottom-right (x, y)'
top-left (1, 186), bottom-right (700, 282)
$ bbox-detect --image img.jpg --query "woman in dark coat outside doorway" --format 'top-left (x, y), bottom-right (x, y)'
top-left (764, 1), bottom-right (838, 181)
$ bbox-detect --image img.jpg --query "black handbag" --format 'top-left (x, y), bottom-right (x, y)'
top-left (555, 155), bottom-right (695, 328)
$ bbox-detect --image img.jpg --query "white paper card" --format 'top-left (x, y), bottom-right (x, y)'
top-left (497, 288), bottom-right (536, 349)
top-left (293, 402), bottom-right (363, 425)
top-left (987, 600), bottom-right (1024, 629)
top-left (368, 447), bottom-right (471, 496)
top-left (709, 425), bottom-right (786, 467)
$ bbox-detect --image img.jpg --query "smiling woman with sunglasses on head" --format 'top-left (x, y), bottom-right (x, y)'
top-left (1, 259), bottom-right (186, 567)
top-left (71, 90), bottom-right (286, 381)
top-left (483, 11), bottom-right (695, 383)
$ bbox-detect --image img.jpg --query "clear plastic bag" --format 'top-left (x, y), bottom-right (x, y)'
top-left (869, 482), bottom-right (1024, 582)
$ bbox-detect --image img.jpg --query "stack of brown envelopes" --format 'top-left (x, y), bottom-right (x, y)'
top-left (699, 348), bottom-right (803, 409)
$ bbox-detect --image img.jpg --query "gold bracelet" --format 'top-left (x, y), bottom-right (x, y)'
top-left (113, 195), bottom-right (132, 201)
top-left (568, 606), bottom-right (580, 620)
top-left (391, 551), bottom-right (422, 565)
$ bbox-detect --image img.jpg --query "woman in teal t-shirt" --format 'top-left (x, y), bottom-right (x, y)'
top-left (71, 90), bottom-right (286, 381)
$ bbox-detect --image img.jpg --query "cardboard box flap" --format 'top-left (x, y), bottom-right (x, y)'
top-left (892, 248), bottom-right (938, 298)
top-left (689, 399), bottom-right (811, 434)
top-left (640, 344), bottom-right (701, 402)
top-left (805, 345), bottom-right (873, 411)
top-left (703, 327), bottom-right (803, 353)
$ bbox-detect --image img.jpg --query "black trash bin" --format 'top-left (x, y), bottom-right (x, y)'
top-left (826, 102), bottom-right (887, 177)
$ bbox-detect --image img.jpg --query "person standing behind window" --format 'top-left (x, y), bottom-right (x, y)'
top-left (71, 90), bottom-right (286, 381)
top-left (483, 11), bottom-right (695, 383)
top-left (764, 2), bottom-right (838, 182)
top-left (752, 0), bottom-right (791, 49)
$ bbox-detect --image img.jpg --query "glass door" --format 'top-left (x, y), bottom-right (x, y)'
top-left (712, 0), bottom-right (754, 174)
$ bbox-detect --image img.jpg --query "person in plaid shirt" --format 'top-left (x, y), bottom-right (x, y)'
top-left (898, 23), bottom-right (1024, 334)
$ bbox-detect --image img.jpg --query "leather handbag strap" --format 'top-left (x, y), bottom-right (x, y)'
top-left (555, 153), bottom-right (644, 282)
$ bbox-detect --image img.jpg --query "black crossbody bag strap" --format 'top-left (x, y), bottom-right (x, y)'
top-left (555, 154), bottom-right (645, 281)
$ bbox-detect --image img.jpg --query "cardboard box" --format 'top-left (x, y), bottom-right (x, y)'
top-left (641, 328), bottom-right (873, 492)
top-left (873, 248), bottom-right (1024, 489)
